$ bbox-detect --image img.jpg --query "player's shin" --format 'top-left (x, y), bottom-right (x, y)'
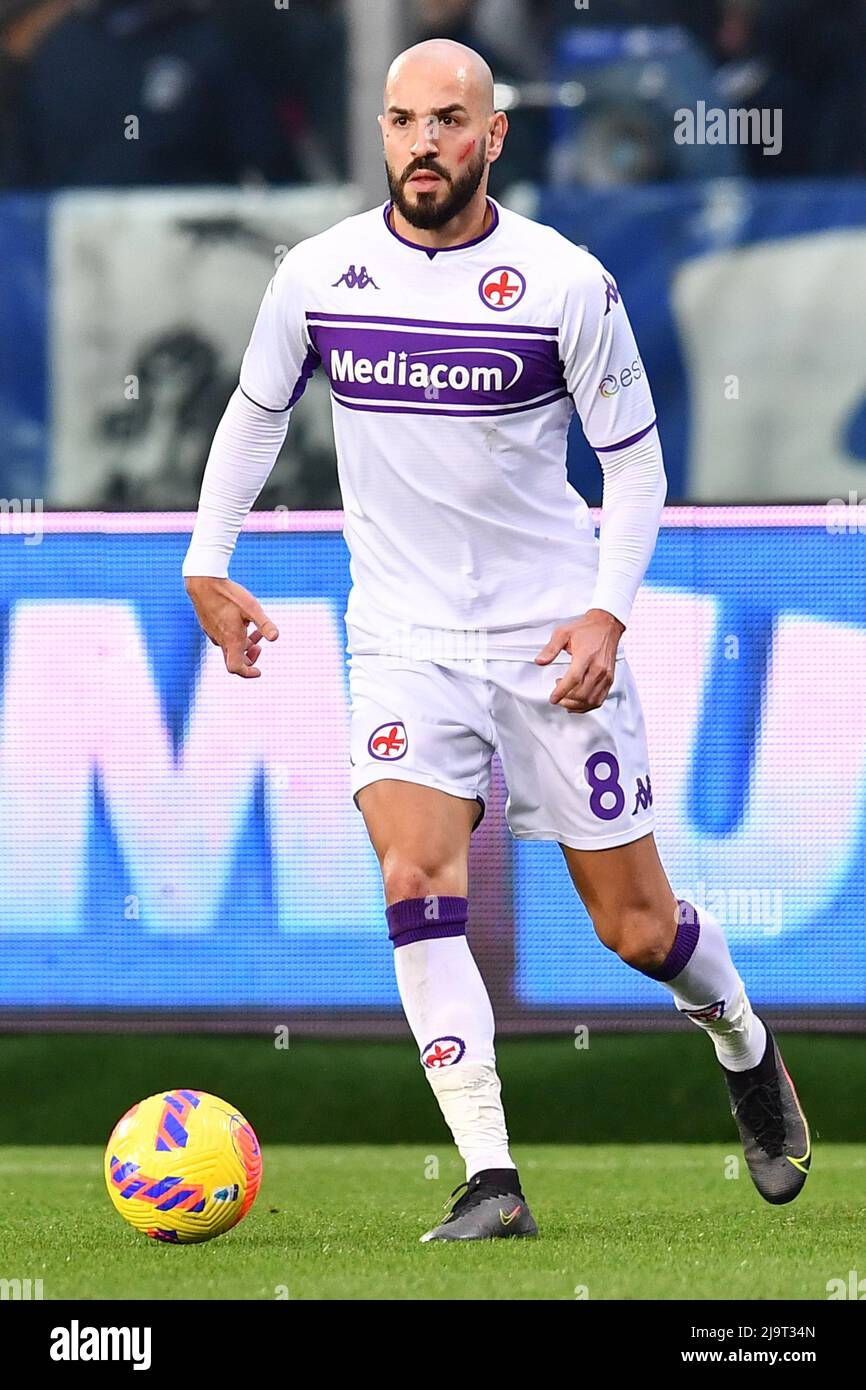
top-left (644, 899), bottom-right (767, 1071)
top-left (386, 895), bottom-right (514, 1180)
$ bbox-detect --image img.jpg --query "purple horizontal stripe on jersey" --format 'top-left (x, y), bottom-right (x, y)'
top-left (308, 320), bottom-right (566, 413)
top-left (331, 390), bottom-right (570, 418)
top-left (594, 418), bottom-right (657, 452)
top-left (306, 311), bottom-right (558, 336)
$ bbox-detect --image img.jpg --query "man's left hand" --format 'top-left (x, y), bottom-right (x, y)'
top-left (534, 609), bottom-right (625, 713)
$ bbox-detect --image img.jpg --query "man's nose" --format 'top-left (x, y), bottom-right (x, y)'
top-left (410, 116), bottom-right (440, 157)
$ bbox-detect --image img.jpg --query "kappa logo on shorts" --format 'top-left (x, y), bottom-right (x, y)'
top-left (632, 774), bottom-right (653, 813)
top-left (421, 1036), bottom-right (466, 1069)
top-left (368, 721), bottom-right (408, 760)
top-left (681, 1000), bottom-right (726, 1023)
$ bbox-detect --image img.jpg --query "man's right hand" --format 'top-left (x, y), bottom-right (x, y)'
top-left (184, 576), bottom-right (279, 679)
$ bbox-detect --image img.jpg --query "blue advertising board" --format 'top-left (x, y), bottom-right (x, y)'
top-left (0, 512), bottom-right (862, 1016)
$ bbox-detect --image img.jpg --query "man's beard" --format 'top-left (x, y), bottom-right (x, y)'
top-left (387, 143), bottom-right (488, 230)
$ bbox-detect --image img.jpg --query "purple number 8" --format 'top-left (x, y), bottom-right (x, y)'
top-left (584, 751), bottom-right (625, 821)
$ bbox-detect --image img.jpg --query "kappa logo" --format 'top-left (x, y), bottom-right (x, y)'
top-left (681, 1000), bottom-right (726, 1023)
top-left (479, 265), bottom-right (526, 311)
top-left (368, 721), bottom-right (407, 760)
top-left (632, 774), bottom-right (653, 814)
top-left (332, 264), bottom-right (380, 290)
top-left (421, 1035), bottom-right (466, 1069)
top-left (603, 274), bottom-right (620, 315)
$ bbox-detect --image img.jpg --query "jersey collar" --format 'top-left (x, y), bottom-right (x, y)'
top-left (382, 198), bottom-right (500, 260)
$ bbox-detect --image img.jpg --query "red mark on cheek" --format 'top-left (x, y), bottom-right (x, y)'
top-left (458, 139), bottom-right (476, 164)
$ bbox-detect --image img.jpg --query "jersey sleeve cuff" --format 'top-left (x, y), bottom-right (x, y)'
top-left (587, 586), bottom-right (632, 629)
top-left (182, 544), bottom-right (232, 579)
top-left (592, 418), bottom-right (657, 453)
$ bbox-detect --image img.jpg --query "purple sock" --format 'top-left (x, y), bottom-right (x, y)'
top-left (635, 898), bottom-right (765, 1069)
top-left (386, 894), bottom-right (468, 948)
top-left (647, 898), bottom-right (701, 981)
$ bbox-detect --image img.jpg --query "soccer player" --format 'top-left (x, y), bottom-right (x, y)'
top-left (183, 40), bottom-right (811, 1240)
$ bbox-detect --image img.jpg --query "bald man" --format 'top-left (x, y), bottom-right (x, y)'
top-left (381, 40), bottom-right (502, 234)
top-left (184, 40), bottom-right (811, 1241)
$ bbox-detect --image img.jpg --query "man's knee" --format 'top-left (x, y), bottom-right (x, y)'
top-left (593, 903), bottom-right (676, 972)
top-left (382, 853), bottom-right (461, 907)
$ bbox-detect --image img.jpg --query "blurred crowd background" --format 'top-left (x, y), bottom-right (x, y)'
top-left (3, 0), bottom-right (866, 189)
top-left (1, 0), bottom-right (865, 508)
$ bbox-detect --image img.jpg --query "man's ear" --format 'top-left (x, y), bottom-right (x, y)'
top-left (487, 110), bottom-right (508, 164)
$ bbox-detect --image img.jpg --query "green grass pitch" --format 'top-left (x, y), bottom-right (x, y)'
top-left (3, 1143), bottom-right (864, 1301)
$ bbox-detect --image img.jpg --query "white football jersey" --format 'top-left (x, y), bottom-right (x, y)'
top-left (238, 198), bottom-right (657, 656)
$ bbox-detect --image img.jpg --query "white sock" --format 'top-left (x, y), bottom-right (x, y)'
top-left (651, 899), bottom-right (767, 1072)
top-left (386, 895), bottom-right (514, 1181)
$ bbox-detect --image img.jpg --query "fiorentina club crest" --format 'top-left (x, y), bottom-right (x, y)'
top-left (479, 265), bottom-right (526, 311)
top-left (681, 1000), bottom-right (727, 1023)
top-left (421, 1036), bottom-right (466, 1069)
top-left (367, 721), bottom-right (408, 760)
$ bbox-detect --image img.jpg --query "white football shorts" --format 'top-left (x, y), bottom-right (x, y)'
top-left (348, 652), bottom-right (655, 850)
